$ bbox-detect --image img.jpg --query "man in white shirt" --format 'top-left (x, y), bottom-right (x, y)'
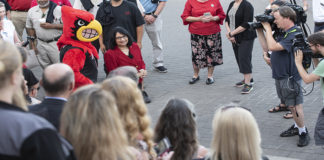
top-left (313, 0), bottom-right (324, 32)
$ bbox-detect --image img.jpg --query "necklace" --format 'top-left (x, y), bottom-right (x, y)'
top-left (119, 47), bottom-right (129, 56)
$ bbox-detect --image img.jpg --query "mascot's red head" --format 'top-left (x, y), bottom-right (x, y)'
top-left (61, 6), bottom-right (102, 42)
top-left (57, 6), bottom-right (102, 57)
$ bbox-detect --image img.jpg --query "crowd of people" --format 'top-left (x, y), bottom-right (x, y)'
top-left (0, 0), bottom-right (324, 159)
top-left (0, 40), bottom-right (269, 159)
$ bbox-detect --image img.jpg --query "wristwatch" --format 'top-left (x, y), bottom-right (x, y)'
top-left (152, 14), bottom-right (158, 18)
top-left (229, 32), bottom-right (233, 37)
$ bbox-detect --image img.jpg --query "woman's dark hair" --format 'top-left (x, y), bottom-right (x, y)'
top-left (271, 0), bottom-right (286, 7)
top-left (108, 26), bottom-right (134, 50)
top-left (154, 98), bottom-right (198, 160)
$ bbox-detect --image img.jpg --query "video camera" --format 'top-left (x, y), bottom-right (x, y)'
top-left (285, 3), bottom-right (307, 24)
top-left (248, 3), bottom-right (306, 30)
top-left (248, 9), bottom-right (274, 29)
top-left (293, 33), bottom-right (324, 69)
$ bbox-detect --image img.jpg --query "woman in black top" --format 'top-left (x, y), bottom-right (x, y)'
top-left (225, 0), bottom-right (256, 94)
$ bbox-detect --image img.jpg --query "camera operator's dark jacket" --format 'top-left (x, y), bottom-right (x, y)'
top-left (225, 0), bottom-right (256, 43)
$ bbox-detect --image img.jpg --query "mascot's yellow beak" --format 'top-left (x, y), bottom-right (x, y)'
top-left (76, 20), bottom-right (102, 42)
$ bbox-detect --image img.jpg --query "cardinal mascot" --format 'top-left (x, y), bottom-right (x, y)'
top-left (57, 6), bottom-right (102, 89)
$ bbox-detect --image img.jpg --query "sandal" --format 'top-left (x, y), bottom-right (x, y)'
top-left (268, 105), bottom-right (289, 113)
top-left (283, 111), bottom-right (293, 119)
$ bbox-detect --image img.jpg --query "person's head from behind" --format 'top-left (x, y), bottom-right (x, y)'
top-left (60, 84), bottom-right (135, 160)
top-left (108, 26), bottom-right (134, 50)
top-left (101, 76), bottom-right (155, 156)
top-left (273, 6), bottom-right (296, 30)
top-left (17, 47), bottom-right (28, 64)
top-left (107, 66), bottom-right (138, 83)
top-left (0, 2), bottom-right (5, 20)
top-left (307, 32), bottom-right (324, 56)
top-left (154, 98), bottom-right (198, 160)
top-left (210, 104), bottom-right (261, 160)
top-left (41, 63), bottom-right (74, 97)
top-left (17, 46), bottom-right (39, 98)
top-left (0, 41), bottom-right (25, 107)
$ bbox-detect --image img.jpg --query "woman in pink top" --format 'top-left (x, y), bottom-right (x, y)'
top-left (181, 0), bottom-right (225, 85)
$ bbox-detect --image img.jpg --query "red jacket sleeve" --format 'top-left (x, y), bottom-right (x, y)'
top-left (181, 0), bottom-right (192, 25)
top-left (215, 0), bottom-right (226, 25)
top-left (132, 43), bottom-right (145, 70)
top-left (104, 50), bottom-right (119, 73)
top-left (30, 0), bottom-right (37, 7)
top-left (62, 48), bottom-right (93, 89)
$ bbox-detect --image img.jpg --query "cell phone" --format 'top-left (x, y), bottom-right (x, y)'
top-left (203, 12), bottom-right (211, 17)
top-left (154, 137), bottom-right (172, 157)
top-left (22, 41), bottom-right (29, 47)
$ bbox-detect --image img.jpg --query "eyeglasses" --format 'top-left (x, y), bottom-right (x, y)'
top-left (271, 8), bottom-right (279, 13)
top-left (31, 87), bottom-right (40, 91)
top-left (116, 35), bottom-right (127, 41)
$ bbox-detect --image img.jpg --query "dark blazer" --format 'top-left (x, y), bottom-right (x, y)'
top-left (225, 0), bottom-right (256, 43)
top-left (29, 98), bottom-right (66, 130)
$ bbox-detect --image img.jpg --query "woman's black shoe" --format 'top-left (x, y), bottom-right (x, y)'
top-left (189, 76), bottom-right (200, 84)
top-left (142, 91), bottom-right (151, 104)
top-left (206, 77), bottom-right (214, 85)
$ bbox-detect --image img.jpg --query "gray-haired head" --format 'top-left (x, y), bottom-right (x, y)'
top-left (107, 66), bottom-right (138, 83)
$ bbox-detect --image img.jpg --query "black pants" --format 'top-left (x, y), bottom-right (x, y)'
top-left (232, 39), bottom-right (254, 74)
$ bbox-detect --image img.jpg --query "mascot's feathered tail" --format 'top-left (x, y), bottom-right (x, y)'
top-left (57, 6), bottom-right (102, 89)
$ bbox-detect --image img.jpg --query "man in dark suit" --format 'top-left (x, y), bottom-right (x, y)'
top-left (29, 63), bottom-right (74, 130)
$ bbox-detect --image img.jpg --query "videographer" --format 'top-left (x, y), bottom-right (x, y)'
top-left (261, 6), bottom-right (310, 147)
top-left (256, 0), bottom-right (292, 118)
top-left (295, 32), bottom-right (324, 146)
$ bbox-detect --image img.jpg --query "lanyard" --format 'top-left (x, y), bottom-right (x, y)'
top-left (284, 29), bottom-right (297, 38)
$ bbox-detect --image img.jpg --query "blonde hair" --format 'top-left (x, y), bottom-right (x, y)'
top-left (210, 105), bottom-right (262, 160)
top-left (101, 76), bottom-right (156, 157)
top-left (60, 84), bottom-right (135, 160)
top-left (0, 41), bottom-right (26, 110)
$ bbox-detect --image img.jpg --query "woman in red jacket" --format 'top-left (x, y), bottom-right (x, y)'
top-left (181, 0), bottom-right (225, 85)
top-left (104, 26), bottom-right (150, 103)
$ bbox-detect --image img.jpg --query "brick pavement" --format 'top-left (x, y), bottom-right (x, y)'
top-left (30, 0), bottom-right (323, 159)
top-left (138, 0), bottom-right (324, 159)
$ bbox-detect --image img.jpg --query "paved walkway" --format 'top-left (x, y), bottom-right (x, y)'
top-left (138, 0), bottom-right (324, 159)
top-left (31, 0), bottom-right (323, 159)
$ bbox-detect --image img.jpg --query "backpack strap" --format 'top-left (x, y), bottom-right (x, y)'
top-left (59, 45), bottom-right (84, 62)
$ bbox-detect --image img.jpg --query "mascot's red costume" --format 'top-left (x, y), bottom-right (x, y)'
top-left (57, 6), bottom-right (102, 89)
